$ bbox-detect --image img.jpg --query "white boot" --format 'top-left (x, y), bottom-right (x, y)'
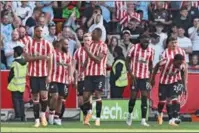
top-left (126, 113), bottom-right (132, 126)
top-left (141, 118), bottom-right (150, 127)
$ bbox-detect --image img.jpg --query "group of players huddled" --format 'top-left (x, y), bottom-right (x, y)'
top-left (22, 25), bottom-right (187, 128)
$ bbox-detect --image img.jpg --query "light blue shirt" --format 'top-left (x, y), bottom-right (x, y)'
top-left (136, 2), bottom-right (150, 20)
top-left (45, 35), bottom-right (57, 43)
top-left (1, 24), bottom-right (13, 43)
top-left (100, 5), bottom-right (111, 23)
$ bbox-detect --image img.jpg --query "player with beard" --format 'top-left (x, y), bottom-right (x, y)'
top-left (150, 54), bottom-right (187, 126)
top-left (83, 28), bottom-right (108, 126)
top-left (48, 39), bottom-right (72, 126)
top-left (156, 37), bottom-right (187, 125)
top-left (73, 33), bottom-right (92, 124)
top-left (126, 34), bottom-right (155, 127)
top-left (24, 26), bottom-right (54, 127)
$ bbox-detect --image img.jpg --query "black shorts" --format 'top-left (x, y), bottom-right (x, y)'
top-left (159, 82), bottom-right (184, 101)
top-left (84, 76), bottom-right (105, 93)
top-left (131, 78), bottom-right (151, 92)
top-left (77, 80), bottom-right (84, 96)
top-left (30, 76), bottom-right (48, 94)
top-left (49, 82), bottom-right (69, 98)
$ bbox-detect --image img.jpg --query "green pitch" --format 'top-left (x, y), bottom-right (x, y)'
top-left (1, 121), bottom-right (199, 132)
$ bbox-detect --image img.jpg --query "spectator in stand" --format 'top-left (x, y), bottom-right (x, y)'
top-left (173, 7), bottom-right (192, 37)
top-left (62, 2), bottom-right (80, 19)
top-left (76, 28), bottom-right (85, 44)
top-left (107, 36), bottom-right (119, 68)
top-left (4, 30), bottom-right (24, 68)
top-left (177, 27), bottom-right (193, 63)
top-left (87, 6), bottom-right (103, 29)
top-left (18, 25), bottom-right (32, 46)
top-left (149, 1), bottom-right (172, 32)
top-left (123, 18), bottom-right (144, 44)
top-left (182, 1), bottom-right (199, 21)
top-left (13, 1), bottom-right (32, 25)
top-left (119, 30), bottom-right (133, 57)
top-left (189, 54), bottom-right (199, 67)
top-left (1, 12), bottom-right (13, 43)
top-left (136, 1), bottom-right (150, 21)
top-left (45, 22), bottom-right (57, 43)
top-left (64, 9), bottom-right (80, 31)
top-left (149, 33), bottom-right (161, 67)
top-left (1, 36), bottom-right (7, 70)
top-left (35, 1), bottom-right (54, 22)
top-left (26, 7), bottom-right (42, 33)
top-left (188, 18), bottom-right (199, 55)
top-left (88, 13), bottom-right (106, 42)
top-left (81, 1), bottom-right (98, 28)
top-left (12, 17), bottom-right (22, 30)
top-left (169, 24), bottom-right (178, 38)
top-left (62, 26), bottom-right (80, 56)
top-left (29, 16), bottom-right (49, 38)
top-left (189, 55), bottom-right (199, 72)
top-left (154, 22), bottom-right (168, 49)
top-left (98, 1), bottom-right (112, 33)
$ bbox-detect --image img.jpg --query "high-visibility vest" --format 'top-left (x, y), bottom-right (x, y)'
top-left (8, 61), bottom-right (27, 92)
top-left (112, 59), bottom-right (128, 87)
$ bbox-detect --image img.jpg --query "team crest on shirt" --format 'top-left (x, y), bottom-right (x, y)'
top-left (138, 57), bottom-right (147, 64)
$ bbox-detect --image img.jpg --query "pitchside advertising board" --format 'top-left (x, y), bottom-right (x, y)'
top-left (80, 100), bottom-right (149, 121)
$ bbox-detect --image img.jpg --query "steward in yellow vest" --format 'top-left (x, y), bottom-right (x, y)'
top-left (7, 46), bottom-right (27, 121)
top-left (110, 46), bottom-right (128, 98)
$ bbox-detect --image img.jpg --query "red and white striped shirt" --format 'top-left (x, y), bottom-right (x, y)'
top-left (85, 41), bottom-right (108, 76)
top-left (162, 47), bottom-right (186, 60)
top-left (19, 36), bottom-right (32, 46)
top-left (25, 39), bottom-right (54, 77)
top-left (119, 12), bottom-right (141, 26)
top-left (159, 59), bottom-right (185, 84)
top-left (128, 44), bottom-right (155, 79)
top-left (50, 50), bottom-right (72, 84)
top-left (73, 47), bottom-right (87, 81)
top-left (161, 47), bottom-right (186, 81)
top-left (115, 1), bottom-right (127, 20)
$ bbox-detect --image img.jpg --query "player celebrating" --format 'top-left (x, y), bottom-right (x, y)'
top-left (126, 34), bottom-right (155, 127)
top-left (156, 36), bottom-right (187, 125)
top-left (24, 26), bottom-right (54, 127)
top-left (150, 54), bottom-right (187, 126)
top-left (48, 39), bottom-right (72, 125)
top-left (83, 28), bottom-right (108, 126)
top-left (73, 33), bottom-right (92, 124)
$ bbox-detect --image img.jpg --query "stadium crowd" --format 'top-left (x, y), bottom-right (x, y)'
top-left (1, 0), bottom-right (199, 127)
top-left (1, 1), bottom-right (199, 70)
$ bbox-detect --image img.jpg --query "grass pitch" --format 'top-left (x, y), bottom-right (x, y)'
top-left (1, 121), bottom-right (199, 132)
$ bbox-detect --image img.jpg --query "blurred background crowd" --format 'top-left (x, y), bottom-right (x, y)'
top-left (1, 1), bottom-right (199, 71)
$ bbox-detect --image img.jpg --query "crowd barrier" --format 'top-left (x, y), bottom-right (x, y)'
top-left (1, 71), bottom-right (199, 114)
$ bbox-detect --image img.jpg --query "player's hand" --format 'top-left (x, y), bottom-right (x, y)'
top-left (46, 76), bottom-right (51, 84)
top-left (149, 78), bottom-right (155, 87)
top-left (72, 82), bottom-right (77, 89)
top-left (129, 73), bottom-right (136, 85)
top-left (38, 55), bottom-right (50, 60)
